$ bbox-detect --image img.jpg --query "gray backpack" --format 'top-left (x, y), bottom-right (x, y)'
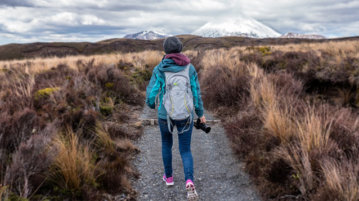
top-left (163, 64), bottom-right (194, 134)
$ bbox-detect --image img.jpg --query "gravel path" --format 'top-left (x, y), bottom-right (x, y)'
top-left (132, 106), bottom-right (261, 201)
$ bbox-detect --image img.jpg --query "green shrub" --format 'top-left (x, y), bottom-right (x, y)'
top-left (0, 68), bottom-right (9, 73)
top-left (99, 105), bottom-right (113, 116)
top-left (131, 68), bottom-right (152, 90)
top-left (8, 193), bottom-right (29, 201)
top-left (104, 82), bottom-right (114, 89)
top-left (99, 97), bottom-right (114, 116)
top-left (132, 69), bottom-right (151, 82)
top-left (34, 87), bottom-right (60, 100)
top-left (258, 46), bottom-right (272, 56)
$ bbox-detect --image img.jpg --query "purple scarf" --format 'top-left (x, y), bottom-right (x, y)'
top-left (165, 53), bottom-right (190, 66)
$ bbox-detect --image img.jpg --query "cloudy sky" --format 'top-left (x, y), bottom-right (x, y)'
top-left (0, 0), bottom-right (358, 44)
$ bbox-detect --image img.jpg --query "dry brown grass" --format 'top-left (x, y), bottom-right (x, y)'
top-left (0, 50), bottom-right (148, 199)
top-left (248, 65), bottom-right (295, 142)
top-left (276, 145), bottom-right (313, 195)
top-left (2, 39), bottom-right (359, 200)
top-left (296, 107), bottom-right (333, 153)
top-left (201, 48), bottom-right (243, 70)
top-left (0, 50), bottom-right (163, 74)
top-left (271, 40), bottom-right (359, 57)
top-left (263, 103), bottom-right (295, 143)
top-left (206, 40), bottom-right (359, 93)
top-left (52, 130), bottom-right (96, 192)
top-left (95, 123), bottom-right (116, 153)
top-left (247, 65), bottom-right (299, 144)
top-left (250, 75), bottom-right (276, 108)
top-left (199, 42), bottom-right (359, 200)
top-left (225, 40), bottom-right (359, 58)
top-left (321, 160), bottom-right (359, 201)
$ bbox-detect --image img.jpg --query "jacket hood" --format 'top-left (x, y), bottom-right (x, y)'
top-left (165, 53), bottom-right (190, 66)
top-left (158, 53), bottom-right (191, 73)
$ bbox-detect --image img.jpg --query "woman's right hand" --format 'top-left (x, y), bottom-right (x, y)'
top-left (199, 116), bottom-right (206, 124)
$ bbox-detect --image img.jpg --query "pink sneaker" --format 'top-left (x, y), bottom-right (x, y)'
top-left (185, 180), bottom-right (199, 201)
top-left (163, 174), bottom-right (174, 186)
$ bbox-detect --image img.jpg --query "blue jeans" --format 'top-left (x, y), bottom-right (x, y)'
top-left (158, 117), bottom-right (194, 181)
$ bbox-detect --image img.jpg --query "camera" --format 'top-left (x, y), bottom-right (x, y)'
top-left (194, 118), bottom-right (211, 133)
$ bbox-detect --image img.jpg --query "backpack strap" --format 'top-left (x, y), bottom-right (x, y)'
top-left (167, 114), bottom-right (192, 135)
top-left (178, 113), bottom-right (192, 134)
top-left (167, 115), bottom-right (173, 134)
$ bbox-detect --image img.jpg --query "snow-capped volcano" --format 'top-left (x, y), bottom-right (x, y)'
top-left (124, 30), bottom-right (168, 40)
top-left (193, 17), bottom-right (281, 38)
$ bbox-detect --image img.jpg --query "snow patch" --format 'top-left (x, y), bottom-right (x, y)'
top-left (193, 17), bottom-right (281, 38)
top-left (124, 30), bottom-right (169, 40)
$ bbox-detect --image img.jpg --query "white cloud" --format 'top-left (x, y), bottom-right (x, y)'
top-left (28, 0), bottom-right (110, 8)
top-left (236, 0), bottom-right (359, 35)
top-left (81, 15), bottom-right (106, 25)
top-left (0, 0), bottom-right (358, 44)
top-left (48, 12), bottom-right (105, 26)
top-left (299, 23), bottom-right (326, 33)
top-left (50, 12), bottom-right (78, 26)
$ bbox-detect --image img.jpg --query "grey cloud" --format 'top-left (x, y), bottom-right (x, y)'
top-left (0, 0), bottom-right (358, 45)
top-left (53, 25), bottom-right (128, 36)
top-left (239, 0), bottom-right (359, 35)
top-left (0, 0), bottom-right (32, 7)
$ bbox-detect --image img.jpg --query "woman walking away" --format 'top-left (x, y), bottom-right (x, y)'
top-left (146, 36), bottom-right (206, 201)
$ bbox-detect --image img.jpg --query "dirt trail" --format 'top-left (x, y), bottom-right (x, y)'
top-left (132, 106), bottom-right (261, 201)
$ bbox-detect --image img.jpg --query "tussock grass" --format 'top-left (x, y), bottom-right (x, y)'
top-left (250, 75), bottom-right (276, 108)
top-left (227, 40), bottom-right (359, 58)
top-left (296, 107), bottom-right (333, 153)
top-left (201, 48), bottom-right (242, 70)
top-left (263, 103), bottom-right (295, 143)
top-left (199, 42), bottom-right (359, 200)
top-left (0, 50), bottom-right (146, 199)
top-left (276, 144), bottom-right (313, 195)
top-left (52, 131), bottom-right (96, 192)
top-left (321, 160), bottom-right (359, 201)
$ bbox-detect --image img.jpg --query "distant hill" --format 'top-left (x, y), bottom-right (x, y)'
top-left (0, 35), bottom-right (359, 61)
top-left (124, 30), bottom-right (168, 40)
top-left (280, 32), bottom-right (326, 39)
top-left (192, 16), bottom-right (281, 38)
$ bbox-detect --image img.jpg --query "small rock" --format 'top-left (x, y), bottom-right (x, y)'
top-left (133, 121), bottom-right (143, 128)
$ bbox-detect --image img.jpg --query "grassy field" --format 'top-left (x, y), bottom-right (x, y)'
top-left (1, 35), bottom-right (359, 61)
top-left (1, 39), bottom-right (359, 200)
top-left (0, 51), bottom-right (162, 200)
top-left (198, 40), bottom-right (359, 201)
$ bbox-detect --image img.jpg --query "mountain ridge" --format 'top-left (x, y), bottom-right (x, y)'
top-left (280, 32), bottom-right (326, 39)
top-left (124, 30), bottom-right (168, 40)
top-left (1, 35), bottom-right (359, 61)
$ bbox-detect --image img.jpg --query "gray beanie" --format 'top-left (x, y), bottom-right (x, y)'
top-left (163, 37), bottom-right (183, 54)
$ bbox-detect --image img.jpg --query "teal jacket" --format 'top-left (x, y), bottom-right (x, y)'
top-left (146, 58), bottom-right (204, 120)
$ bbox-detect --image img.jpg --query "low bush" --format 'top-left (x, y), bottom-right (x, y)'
top-left (201, 58), bottom-right (359, 200)
top-left (0, 57), bottom-right (144, 200)
top-left (4, 125), bottom-right (56, 198)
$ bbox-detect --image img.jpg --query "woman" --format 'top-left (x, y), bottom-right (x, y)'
top-left (146, 36), bottom-right (206, 201)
